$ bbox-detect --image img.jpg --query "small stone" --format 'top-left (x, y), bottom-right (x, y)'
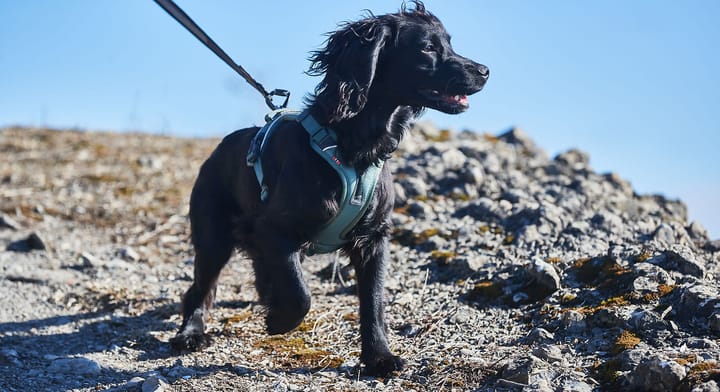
top-left (47, 357), bottom-right (102, 375)
top-left (0, 214), bottom-right (21, 230)
top-left (0, 348), bottom-right (22, 366)
top-left (649, 249), bottom-right (705, 279)
top-left (501, 355), bottom-right (546, 385)
top-left (692, 380), bottom-right (720, 392)
top-left (654, 223), bottom-right (675, 245)
top-left (709, 313), bottom-right (720, 333)
top-left (561, 310), bottom-right (587, 334)
top-left (704, 240), bottom-right (720, 253)
top-left (632, 276), bottom-right (659, 293)
top-left (531, 344), bottom-right (563, 363)
top-left (127, 377), bottom-right (145, 388)
top-left (7, 232), bottom-right (47, 252)
top-left (166, 365), bottom-right (195, 378)
top-left (117, 247), bottom-right (140, 262)
top-left (142, 374), bottom-right (170, 392)
top-left (526, 258), bottom-right (561, 298)
top-left (559, 378), bottom-right (594, 392)
top-left (678, 285), bottom-right (720, 318)
top-left (440, 148), bottom-right (467, 170)
top-left (626, 356), bottom-right (686, 392)
top-left (526, 328), bottom-right (554, 343)
top-left (79, 252), bottom-right (98, 268)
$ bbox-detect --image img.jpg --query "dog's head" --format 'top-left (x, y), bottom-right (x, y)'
top-left (307, 1), bottom-right (489, 122)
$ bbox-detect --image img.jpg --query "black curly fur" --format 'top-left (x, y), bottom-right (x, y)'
top-left (170, 0), bottom-right (488, 377)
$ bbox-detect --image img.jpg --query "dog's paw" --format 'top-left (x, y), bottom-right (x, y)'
top-left (169, 332), bottom-right (213, 353)
top-left (362, 354), bottom-right (405, 377)
top-left (265, 308), bottom-right (305, 335)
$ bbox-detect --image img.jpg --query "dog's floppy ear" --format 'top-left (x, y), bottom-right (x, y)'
top-left (308, 19), bottom-right (391, 122)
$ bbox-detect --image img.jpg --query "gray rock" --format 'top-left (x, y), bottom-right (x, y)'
top-left (142, 375), bottom-right (170, 392)
top-left (531, 344), bottom-right (563, 363)
top-left (0, 348), bottom-right (22, 367)
top-left (558, 378), bottom-right (594, 392)
top-left (617, 348), bottom-right (649, 371)
top-left (654, 223), bottom-right (675, 245)
top-left (526, 258), bottom-right (561, 296)
top-left (561, 311), bottom-right (587, 334)
top-left (116, 247), bottom-right (141, 262)
top-left (501, 355), bottom-right (546, 385)
top-left (440, 148), bottom-right (466, 170)
top-left (632, 276), bottom-right (659, 293)
top-left (678, 285), bottom-right (720, 319)
top-left (629, 310), bottom-right (667, 332)
top-left (625, 356), bottom-right (687, 392)
top-left (0, 214), bottom-right (21, 230)
top-left (166, 365), bottom-right (195, 379)
top-left (47, 357), bottom-right (102, 375)
top-left (398, 177), bottom-right (429, 199)
top-left (709, 313), bottom-right (720, 333)
top-left (649, 249), bottom-right (706, 279)
top-left (692, 380), bottom-right (720, 392)
top-left (497, 128), bottom-right (535, 150)
top-left (704, 239), bottom-right (720, 253)
top-left (526, 328), bottom-right (554, 343)
top-left (7, 232), bottom-right (47, 252)
top-left (126, 377), bottom-right (145, 389)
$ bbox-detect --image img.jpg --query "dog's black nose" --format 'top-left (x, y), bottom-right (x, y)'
top-left (477, 64), bottom-right (490, 79)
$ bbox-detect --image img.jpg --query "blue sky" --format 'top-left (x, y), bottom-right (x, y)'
top-left (1, 1), bottom-right (718, 238)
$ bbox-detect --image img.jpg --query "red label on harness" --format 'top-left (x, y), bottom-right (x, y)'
top-left (332, 156), bottom-right (342, 165)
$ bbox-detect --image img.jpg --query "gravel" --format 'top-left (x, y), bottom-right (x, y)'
top-left (1, 124), bottom-right (719, 391)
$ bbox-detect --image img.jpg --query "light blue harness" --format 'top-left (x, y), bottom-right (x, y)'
top-left (246, 109), bottom-right (383, 254)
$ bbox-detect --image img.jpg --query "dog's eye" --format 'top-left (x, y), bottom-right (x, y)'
top-left (422, 44), bottom-right (436, 53)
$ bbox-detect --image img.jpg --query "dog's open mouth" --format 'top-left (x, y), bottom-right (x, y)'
top-left (419, 89), bottom-right (473, 113)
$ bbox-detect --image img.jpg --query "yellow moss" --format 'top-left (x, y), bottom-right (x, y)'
top-left (424, 129), bottom-right (452, 142)
top-left (635, 250), bottom-right (653, 263)
top-left (573, 257), bottom-right (592, 269)
top-left (600, 295), bottom-right (630, 307)
top-left (593, 359), bottom-right (621, 383)
top-left (450, 192), bottom-right (471, 201)
top-left (294, 320), bottom-right (314, 332)
top-left (81, 173), bottom-right (124, 183)
top-left (253, 336), bottom-right (343, 369)
top-left (642, 284), bottom-right (676, 302)
top-left (561, 293), bottom-right (577, 303)
top-left (342, 312), bottom-right (359, 322)
top-left (483, 134), bottom-right (500, 144)
top-left (689, 361), bottom-right (719, 375)
top-left (478, 225), bottom-right (490, 234)
top-left (545, 257), bottom-right (562, 264)
top-left (503, 234), bottom-right (514, 245)
top-left (431, 250), bottom-right (457, 265)
top-left (222, 311), bottom-right (252, 325)
top-left (611, 330), bottom-right (641, 354)
top-left (254, 336), bottom-right (307, 352)
top-left (468, 280), bottom-right (503, 300)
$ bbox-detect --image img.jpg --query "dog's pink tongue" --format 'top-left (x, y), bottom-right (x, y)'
top-left (443, 94), bottom-right (468, 105)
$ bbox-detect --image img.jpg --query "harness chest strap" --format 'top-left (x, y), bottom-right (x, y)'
top-left (246, 109), bottom-right (383, 254)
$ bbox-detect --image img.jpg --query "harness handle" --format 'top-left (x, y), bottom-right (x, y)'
top-left (154, 0), bottom-right (290, 110)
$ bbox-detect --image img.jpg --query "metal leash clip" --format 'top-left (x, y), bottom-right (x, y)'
top-left (265, 89), bottom-right (291, 111)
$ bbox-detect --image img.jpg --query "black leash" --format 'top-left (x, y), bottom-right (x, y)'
top-left (153, 0), bottom-right (290, 110)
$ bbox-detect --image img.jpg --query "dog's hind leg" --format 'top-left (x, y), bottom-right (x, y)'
top-left (170, 191), bottom-right (234, 352)
top-left (349, 235), bottom-right (404, 376)
top-left (249, 224), bottom-right (311, 335)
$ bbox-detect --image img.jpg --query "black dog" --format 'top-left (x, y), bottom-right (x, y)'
top-left (170, 1), bottom-right (488, 376)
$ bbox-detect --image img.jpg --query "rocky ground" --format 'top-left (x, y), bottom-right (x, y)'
top-left (0, 123), bottom-right (719, 392)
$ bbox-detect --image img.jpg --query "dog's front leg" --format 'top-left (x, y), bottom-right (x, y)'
top-left (249, 224), bottom-right (312, 335)
top-left (349, 235), bottom-right (404, 376)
